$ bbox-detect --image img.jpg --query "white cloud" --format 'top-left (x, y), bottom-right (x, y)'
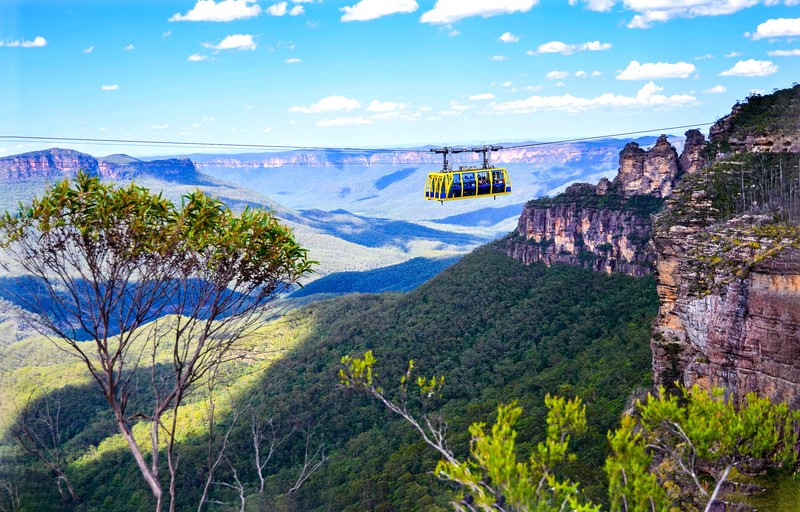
top-left (616, 60), bottom-right (696, 80)
top-left (500, 81), bottom-right (515, 87)
top-left (488, 55), bottom-right (508, 61)
top-left (704, 84), bottom-right (726, 94)
top-left (170, 0), bottom-right (262, 22)
top-left (546, 70), bottom-right (569, 79)
top-left (751, 17), bottom-right (800, 39)
top-left (188, 53), bottom-right (209, 61)
top-left (285, 57), bottom-right (302, 63)
top-left (499, 31), bottom-right (520, 43)
top-left (0, 36), bottom-right (47, 48)
top-left (725, 51), bottom-right (743, 57)
top-left (449, 101), bottom-right (470, 111)
top-left (592, 70), bottom-right (602, 76)
top-left (367, 100), bottom-right (407, 112)
top-left (571, 0), bottom-right (616, 12)
top-left (289, 5), bottom-right (304, 15)
top-left (572, 0), bottom-right (800, 29)
top-left (151, 124), bottom-right (169, 129)
top-left (469, 93), bottom-right (496, 100)
top-left (263, 128), bottom-right (272, 133)
top-left (490, 81), bottom-right (695, 113)
top-left (340, 0), bottom-right (419, 21)
top-left (316, 117), bottom-right (373, 126)
top-left (290, 95), bottom-right (361, 113)
top-left (101, 84), bottom-right (119, 91)
top-left (695, 53), bottom-right (713, 60)
top-left (125, 44), bottom-right (135, 50)
top-left (768, 49), bottom-right (800, 56)
top-left (266, 2), bottom-right (290, 15)
top-left (575, 70), bottom-right (587, 77)
top-left (420, 0), bottom-right (538, 24)
top-left (719, 59), bottom-right (778, 76)
top-left (535, 40), bottom-right (612, 55)
top-left (162, 30), bottom-right (172, 38)
top-left (205, 34), bottom-right (257, 50)
top-left (83, 45), bottom-right (94, 54)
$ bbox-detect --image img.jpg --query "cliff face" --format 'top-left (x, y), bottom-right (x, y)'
top-left (651, 215), bottom-right (800, 407)
top-left (0, 148), bottom-right (201, 183)
top-left (651, 85), bottom-right (800, 406)
top-left (502, 133), bottom-right (700, 276)
top-left (507, 184), bottom-right (655, 276)
top-left (0, 148), bottom-right (99, 180)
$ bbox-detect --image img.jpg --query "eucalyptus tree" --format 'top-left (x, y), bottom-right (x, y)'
top-left (0, 173), bottom-right (313, 511)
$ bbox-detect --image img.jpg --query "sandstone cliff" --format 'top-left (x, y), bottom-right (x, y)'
top-left (500, 132), bottom-right (702, 276)
top-left (0, 148), bottom-right (202, 183)
top-left (650, 85), bottom-right (800, 406)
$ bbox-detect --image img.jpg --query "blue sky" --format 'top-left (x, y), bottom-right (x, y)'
top-left (1, 0), bottom-right (799, 156)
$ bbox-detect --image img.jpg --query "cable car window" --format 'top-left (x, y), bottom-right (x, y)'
top-left (463, 172), bottom-right (476, 196)
top-left (477, 171), bottom-right (490, 195)
top-left (492, 170), bottom-right (505, 194)
top-left (448, 174), bottom-right (462, 198)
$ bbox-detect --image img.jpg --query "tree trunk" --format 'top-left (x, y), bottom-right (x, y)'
top-left (117, 419), bottom-right (163, 510)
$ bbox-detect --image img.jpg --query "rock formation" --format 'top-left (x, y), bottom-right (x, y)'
top-left (502, 134), bottom-right (697, 277)
top-left (506, 183), bottom-right (655, 276)
top-left (613, 135), bottom-right (680, 198)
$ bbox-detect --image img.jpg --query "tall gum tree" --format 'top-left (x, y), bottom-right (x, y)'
top-left (0, 173), bottom-right (314, 511)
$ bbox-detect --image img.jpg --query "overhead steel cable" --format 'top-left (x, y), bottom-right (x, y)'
top-left (0, 121), bottom-right (715, 155)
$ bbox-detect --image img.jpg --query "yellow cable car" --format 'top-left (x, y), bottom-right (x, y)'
top-left (424, 145), bottom-right (512, 202)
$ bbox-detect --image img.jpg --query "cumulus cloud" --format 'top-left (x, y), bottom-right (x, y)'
top-left (420, 0), bottom-right (538, 24)
top-left (170, 0), bottom-right (261, 22)
top-left (101, 84), bottom-right (119, 91)
top-left (704, 85), bottom-right (726, 94)
top-left (572, 0), bottom-right (798, 29)
top-left (290, 95), bottom-right (361, 113)
top-left (340, 0), bottom-right (418, 21)
top-left (488, 55), bottom-right (508, 61)
top-left (490, 81), bottom-right (695, 113)
top-left (767, 49), bottom-right (800, 56)
top-left (188, 53), bottom-right (209, 61)
top-left (469, 93), bottom-right (496, 100)
top-left (285, 57), bottom-right (302, 63)
top-left (546, 70), bottom-right (569, 79)
top-left (0, 36), bottom-right (47, 48)
top-left (367, 100), bottom-right (407, 112)
top-left (750, 17), bottom-right (800, 39)
top-left (725, 51), bottom-right (743, 57)
top-left (535, 40), bottom-right (612, 55)
top-left (204, 34), bottom-right (257, 50)
top-left (570, 0), bottom-right (615, 12)
top-left (266, 2), bottom-right (303, 16)
top-left (125, 44), bottom-right (135, 50)
top-left (316, 117), bottom-right (373, 126)
top-left (499, 31), bottom-right (520, 43)
top-left (616, 60), bottom-right (696, 80)
top-left (719, 59), bottom-right (778, 76)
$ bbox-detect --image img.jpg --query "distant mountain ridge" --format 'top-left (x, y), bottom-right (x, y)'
top-left (0, 148), bottom-right (202, 183)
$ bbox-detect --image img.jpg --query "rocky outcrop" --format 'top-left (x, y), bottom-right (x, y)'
top-left (678, 129), bottom-right (707, 174)
top-left (613, 135), bottom-right (680, 198)
top-left (709, 84), bottom-right (800, 154)
top-left (506, 183), bottom-right (656, 276)
top-left (502, 133), bottom-right (702, 276)
top-left (651, 217), bottom-right (800, 408)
